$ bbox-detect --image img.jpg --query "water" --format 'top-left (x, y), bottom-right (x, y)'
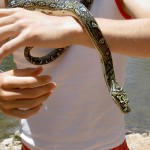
top-left (125, 57), bottom-right (150, 133)
top-left (0, 114), bottom-right (19, 142)
top-left (0, 55), bottom-right (19, 142)
top-left (1, 56), bottom-right (150, 141)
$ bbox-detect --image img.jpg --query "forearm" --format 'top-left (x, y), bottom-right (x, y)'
top-left (96, 0), bottom-right (150, 57)
top-left (0, 0), bottom-right (150, 59)
top-left (122, 0), bottom-right (150, 18)
top-left (98, 18), bottom-right (150, 57)
top-left (79, 18), bottom-right (150, 58)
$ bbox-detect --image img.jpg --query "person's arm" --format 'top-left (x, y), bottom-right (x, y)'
top-left (98, 0), bottom-right (150, 57)
top-left (0, 1), bottom-right (56, 119)
top-left (0, 1), bottom-right (150, 60)
top-left (96, 18), bottom-right (150, 58)
top-left (122, 0), bottom-right (150, 18)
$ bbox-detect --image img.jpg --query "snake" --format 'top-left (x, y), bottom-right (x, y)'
top-left (8, 0), bottom-right (131, 113)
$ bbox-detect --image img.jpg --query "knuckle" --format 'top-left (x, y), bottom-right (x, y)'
top-left (28, 77), bottom-right (37, 84)
top-left (24, 28), bottom-right (35, 40)
top-left (2, 43), bottom-right (11, 53)
top-left (0, 91), bottom-right (11, 101)
top-left (14, 7), bottom-right (26, 16)
top-left (24, 78), bottom-right (35, 87)
top-left (18, 28), bottom-right (34, 43)
top-left (15, 20), bottom-right (26, 29)
top-left (15, 7), bottom-right (24, 13)
top-left (0, 76), bottom-right (9, 88)
top-left (13, 8), bottom-right (25, 20)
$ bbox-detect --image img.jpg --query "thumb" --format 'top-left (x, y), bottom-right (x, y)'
top-left (5, 66), bottom-right (43, 77)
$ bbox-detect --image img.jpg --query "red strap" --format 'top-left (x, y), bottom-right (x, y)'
top-left (22, 144), bottom-right (30, 150)
top-left (22, 140), bottom-right (129, 150)
top-left (115, 0), bottom-right (132, 19)
top-left (110, 140), bottom-right (129, 150)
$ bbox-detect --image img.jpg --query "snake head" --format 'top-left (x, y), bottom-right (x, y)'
top-left (110, 80), bottom-right (131, 113)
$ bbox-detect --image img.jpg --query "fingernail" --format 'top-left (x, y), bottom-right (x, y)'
top-left (52, 82), bottom-right (56, 89)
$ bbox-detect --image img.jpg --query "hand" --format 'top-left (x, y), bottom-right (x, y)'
top-left (0, 8), bottom-right (90, 61)
top-left (0, 66), bottom-right (56, 118)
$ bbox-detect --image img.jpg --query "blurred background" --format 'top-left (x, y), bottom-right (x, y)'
top-left (125, 57), bottom-right (150, 134)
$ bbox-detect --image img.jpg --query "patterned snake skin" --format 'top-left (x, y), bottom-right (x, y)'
top-left (8, 0), bottom-right (131, 113)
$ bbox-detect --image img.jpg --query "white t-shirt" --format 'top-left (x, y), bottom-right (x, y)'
top-left (13, 0), bottom-right (127, 149)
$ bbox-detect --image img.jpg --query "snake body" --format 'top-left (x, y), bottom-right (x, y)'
top-left (8, 0), bottom-right (131, 113)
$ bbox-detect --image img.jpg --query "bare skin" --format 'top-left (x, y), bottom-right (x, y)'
top-left (122, 0), bottom-right (150, 18)
top-left (0, 1), bottom-right (150, 60)
top-left (0, 8), bottom-right (84, 60)
top-left (0, 66), bottom-right (56, 118)
top-left (0, 0), bottom-right (150, 118)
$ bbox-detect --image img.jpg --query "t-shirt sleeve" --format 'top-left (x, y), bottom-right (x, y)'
top-left (115, 0), bottom-right (132, 19)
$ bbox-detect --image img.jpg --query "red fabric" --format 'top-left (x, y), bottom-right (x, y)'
top-left (115, 0), bottom-right (132, 19)
top-left (22, 144), bottom-right (30, 150)
top-left (22, 140), bottom-right (129, 150)
top-left (110, 140), bottom-right (129, 150)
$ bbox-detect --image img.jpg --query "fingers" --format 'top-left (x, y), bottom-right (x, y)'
top-left (0, 81), bottom-right (56, 118)
top-left (0, 67), bottom-right (46, 88)
top-left (0, 8), bottom-right (28, 61)
top-left (1, 75), bottom-right (52, 89)
top-left (0, 82), bottom-right (56, 100)
top-left (0, 24), bottom-right (18, 41)
top-left (0, 34), bottom-right (25, 60)
top-left (0, 9), bottom-right (16, 17)
top-left (0, 93), bottom-right (51, 110)
top-left (1, 104), bottom-right (43, 119)
top-left (0, 8), bottom-right (24, 17)
top-left (0, 15), bottom-right (16, 27)
top-left (5, 66), bottom-right (43, 76)
top-left (0, 67), bottom-right (53, 89)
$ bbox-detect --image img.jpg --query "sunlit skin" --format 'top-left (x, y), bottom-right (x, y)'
top-left (0, 0), bottom-right (150, 118)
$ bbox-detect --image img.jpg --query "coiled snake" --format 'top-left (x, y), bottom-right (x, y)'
top-left (8, 0), bottom-right (131, 113)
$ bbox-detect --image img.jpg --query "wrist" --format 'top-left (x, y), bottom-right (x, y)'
top-left (66, 16), bottom-right (93, 48)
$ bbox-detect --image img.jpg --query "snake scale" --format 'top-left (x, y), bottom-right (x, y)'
top-left (8, 0), bottom-right (131, 113)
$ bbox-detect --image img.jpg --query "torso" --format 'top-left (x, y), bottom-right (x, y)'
top-left (13, 0), bottom-right (127, 149)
